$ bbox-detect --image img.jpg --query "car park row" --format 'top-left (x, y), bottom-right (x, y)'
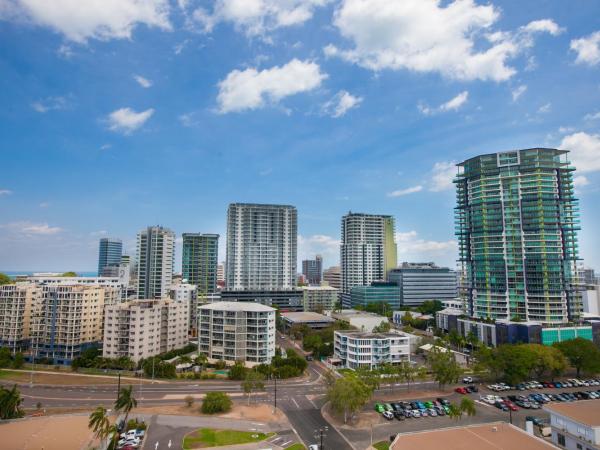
top-left (117, 428), bottom-right (145, 450)
top-left (480, 388), bottom-right (600, 412)
top-left (487, 378), bottom-right (600, 392)
top-left (374, 398), bottom-right (453, 420)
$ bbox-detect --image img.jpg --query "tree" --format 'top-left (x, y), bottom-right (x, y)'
top-left (0, 273), bottom-right (11, 286)
top-left (529, 344), bottom-right (567, 379)
top-left (372, 321), bottom-right (391, 333)
top-left (88, 406), bottom-right (111, 441)
top-left (427, 347), bottom-right (462, 390)
top-left (398, 361), bottom-right (417, 391)
top-left (459, 397), bottom-right (476, 417)
top-left (0, 385), bottom-right (24, 419)
top-left (228, 361), bottom-right (248, 381)
top-left (242, 370), bottom-right (265, 405)
top-left (195, 353), bottom-right (208, 370)
top-left (11, 352), bottom-right (24, 369)
top-left (327, 376), bottom-right (372, 423)
top-left (401, 311), bottom-right (414, 327)
top-left (447, 403), bottom-right (462, 421)
top-left (493, 345), bottom-right (534, 385)
top-left (61, 271), bottom-right (78, 277)
top-left (184, 395), bottom-right (194, 408)
top-left (0, 347), bottom-right (12, 368)
top-left (201, 392), bottom-right (232, 414)
top-left (555, 338), bottom-right (600, 377)
top-left (114, 385), bottom-right (137, 427)
top-left (417, 300), bottom-right (443, 315)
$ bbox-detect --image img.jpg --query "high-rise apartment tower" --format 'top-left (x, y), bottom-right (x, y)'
top-left (97, 238), bottom-right (123, 276)
top-left (182, 233), bottom-right (219, 295)
top-left (136, 226), bottom-right (175, 299)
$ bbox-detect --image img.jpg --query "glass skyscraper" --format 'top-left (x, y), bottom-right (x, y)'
top-left (182, 233), bottom-right (219, 295)
top-left (97, 238), bottom-right (123, 276)
top-left (455, 148), bottom-right (581, 324)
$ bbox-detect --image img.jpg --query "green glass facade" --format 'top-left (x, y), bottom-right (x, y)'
top-left (455, 148), bottom-right (581, 324)
top-left (541, 326), bottom-right (593, 346)
top-left (182, 233), bottom-right (219, 295)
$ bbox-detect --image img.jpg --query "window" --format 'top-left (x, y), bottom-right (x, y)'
top-left (557, 434), bottom-right (565, 447)
top-left (576, 444), bottom-right (582, 450)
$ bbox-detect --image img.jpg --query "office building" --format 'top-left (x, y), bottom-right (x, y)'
top-left (30, 285), bottom-right (120, 364)
top-left (220, 289), bottom-right (303, 311)
top-left (0, 283), bottom-right (41, 353)
top-left (302, 255), bottom-right (323, 285)
top-left (347, 282), bottom-right (401, 310)
top-left (323, 266), bottom-right (342, 291)
top-left (136, 226), bottom-right (175, 299)
top-left (340, 212), bottom-right (397, 295)
top-left (226, 203), bottom-right (297, 290)
top-left (545, 400), bottom-right (600, 450)
top-left (198, 302), bottom-right (276, 364)
top-left (456, 148), bottom-right (581, 324)
top-left (280, 312), bottom-right (335, 331)
top-left (97, 238), bottom-right (123, 276)
top-left (390, 422), bottom-right (555, 450)
top-left (333, 330), bottom-right (411, 370)
top-left (387, 262), bottom-right (457, 307)
top-left (182, 233), bottom-right (219, 295)
top-left (103, 299), bottom-right (189, 363)
top-left (300, 285), bottom-right (338, 312)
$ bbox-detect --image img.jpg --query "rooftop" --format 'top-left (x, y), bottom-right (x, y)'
top-left (335, 330), bottom-right (399, 339)
top-left (281, 312), bottom-right (335, 322)
top-left (199, 301), bottom-right (275, 312)
top-left (300, 285), bottom-right (338, 291)
top-left (544, 399), bottom-right (600, 427)
top-left (390, 422), bottom-right (555, 450)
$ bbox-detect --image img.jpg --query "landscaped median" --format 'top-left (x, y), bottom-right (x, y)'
top-left (182, 428), bottom-right (275, 449)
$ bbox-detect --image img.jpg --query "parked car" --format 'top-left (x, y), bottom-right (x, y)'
top-left (374, 403), bottom-right (385, 413)
top-left (455, 387), bottom-right (468, 394)
top-left (382, 410), bottom-right (394, 420)
top-left (494, 401), bottom-right (509, 411)
top-left (525, 416), bottom-right (545, 427)
top-left (463, 376), bottom-right (473, 383)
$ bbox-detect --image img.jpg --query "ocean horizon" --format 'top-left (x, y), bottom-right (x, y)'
top-left (2, 271), bottom-right (97, 278)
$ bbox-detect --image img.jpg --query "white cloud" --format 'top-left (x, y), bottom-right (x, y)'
top-left (511, 84), bottom-right (527, 101)
top-left (2, 0), bottom-right (171, 43)
top-left (298, 234), bottom-right (340, 266)
top-left (571, 31), bottom-right (600, 66)
top-left (538, 102), bottom-right (551, 113)
top-left (133, 74), bottom-right (152, 88)
top-left (322, 90), bottom-right (363, 118)
top-left (0, 221), bottom-right (63, 235)
top-left (326, 0), bottom-right (561, 82)
top-left (558, 126), bottom-right (575, 134)
top-left (100, 144), bottom-right (112, 150)
top-left (107, 107), bottom-right (154, 133)
top-left (387, 185), bottom-right (423, 197)
top-left (395, 230), bottom-right (457, 263)
top-left (560, 132), bottom-right (600, 173)
top-left (573, 175), bottom-right (590, 188)
top-left (216, 59), bottom-right (327, 113)
top-left (584, 111), bottom-right (600, 121)
top-left (418, 91), bottom-right (469, 115)
top-left (189, 0), bottom-right (330, 38)
top-left (522, 19), bottom-right (563, 36)
top-left (31, 96), bottom-right (67, 113)
top-left (0, 189), bottom-right (12, 196)
top-left (429, 161), bottom-right (457, 192)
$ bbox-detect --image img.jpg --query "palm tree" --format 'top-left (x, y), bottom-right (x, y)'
top-left (195, 353), bottom-right (208, 371)
top-left (89, 406), bottom-right (111, 441)
top-left (459, 397), bottom-right (476, 418)
top-left (114, 385), bottom-right (137, 426)
top-left (447, 403), bottom-right (462, 421)
top-left (0, 385), bottom-right (24, 419)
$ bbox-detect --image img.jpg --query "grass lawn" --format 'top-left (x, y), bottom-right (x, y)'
top-left (373, 441), bottom-right (390, 450)
top-left (182, 428), bottom-right (274, 449)
top-left (286, 444), bottom-right (306, 450)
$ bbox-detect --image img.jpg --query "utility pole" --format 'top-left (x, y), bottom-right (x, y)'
top-left (273, 374), bottom-right (277, 413)
top-left (117, 372), bottom-right (121, 402)
top-left (152, 358), bottom-right (155, 384)
top-left (314, 426), bottom-right (328, 450)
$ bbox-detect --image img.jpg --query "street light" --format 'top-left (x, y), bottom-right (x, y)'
top-left (314, 426), bottom-right (328, 450)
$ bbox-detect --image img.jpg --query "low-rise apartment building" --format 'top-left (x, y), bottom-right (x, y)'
top-left (103, 299), bottom-right (189, 363)
top-left (0, 283), bottom-right (41, 353)
top-left (198, 302), bottom-right (275, 365)
top-left (300, 285), bottom-right (338, 312)
top-left (333, 330), bottom-right (410, 370)
top-left (281, 311), bottom-right (335, 332)
top-left (545, 400), bottom-right (600, 450)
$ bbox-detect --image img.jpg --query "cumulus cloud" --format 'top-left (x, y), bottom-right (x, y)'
top-left (133, 74), bottom-right (152, 88)
top-left (325, 0), bottom-right (561, 82)
top-left (573, 175), bottom-right (589, 188)
top-left (216, 59), bottom-right (327, 113)
top-left (387, 185), bottom-right (423, 197)
top-left (322, 90), bottom-right (363, 118)
top-left (31, 96), bottom-right (67, 113)
top-left (189, 0), bottom-right (330, 38)
top-left (571, 31), bottom-right (600, 66)
top-left (0, 189), bottom-right (12, 196)
top-left (560, 132), bottom-right (600, 174)
top-left (538, 102), bottom-right (551, 113)
top-left (0, 221), bottom-right (63, 236)
top-left (395, 230), bottom-right (457, 263)
top-left (107, 107), bottom-right (154, 133)
top-left (298, 234), bottom-right (340, 266)
top-left (511, 84), bottom-right (527, 102)
top-left (584, 111), bottom-right (600, 121)
top-left (1, 0), bottom-right (172, 43)
top-left (419, 91), bottom-right (469, 115)
top-left (429, 161), bottom-right (458, 192)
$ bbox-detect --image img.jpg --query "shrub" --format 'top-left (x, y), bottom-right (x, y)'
top-left (201, 392), bottom-right (232, 414)
top-left (185, 395), bottom-right (194, 408)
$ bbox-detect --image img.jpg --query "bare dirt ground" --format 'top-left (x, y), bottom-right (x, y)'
top-left (134, 403), bottom-right (287, 423)
top-left (0, 414), bottom-right (98, 450)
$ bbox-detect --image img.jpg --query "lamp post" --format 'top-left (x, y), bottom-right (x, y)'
top-left (314, 426), bottom-right (328, 450)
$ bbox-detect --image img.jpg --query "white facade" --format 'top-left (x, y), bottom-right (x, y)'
top-left (301, 285), bottom-right (338, 312)
top-left (136, 226), bottom-right (175, 299)
top-left (198, 302), bottom-right (275, 364)
top-left (226, 203), bottom-right (297, 290)
top-left (545, 401), bottom-right (600, 450)
top-left (103, 299), bottom-right (189, 363)
top-left (27, 275), bottom-right (126, 300)
top-left (582, 286), bottom-right (600, 316)
top-left (334, 330), bottom-right (411, 370)
top-left (170, 283), bottom-right (197, 335)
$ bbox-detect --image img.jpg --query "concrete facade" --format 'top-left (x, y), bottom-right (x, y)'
top-left (334, 330), bottom-right (411, 370)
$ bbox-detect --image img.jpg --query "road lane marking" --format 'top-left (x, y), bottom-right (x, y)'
top-left (281, 441), bottom-right (293, 446)
top-left (291, 398), bottom-right (300, 409)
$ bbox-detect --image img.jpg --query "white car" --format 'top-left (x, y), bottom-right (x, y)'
top-left (463, 376), bottom-right (473, 383)
top-left (309, 445), bottom-right (319, 450)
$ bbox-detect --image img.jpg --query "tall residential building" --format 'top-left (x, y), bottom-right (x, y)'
top-left (226, 203), bottom-right (297, 290)
top-left (217, 262), bottom-right (225, 283)
top-left (97, 238), bottom-right (123, 276)
top-left (340, 213), bottom-right (397, 294)
top-left (182, 233), bottom-right (219, 295)
top-left (455, 148), bottom-right (581, 324)
top-left (302, 255), bottom-right (323, 285)
top-left (387, 262), bottom-right (457, 307)
top-left (103, 299), bottom-right (189, 363)
top-left (198, 302), bottom-right (276, 364)
top-left (136, 226), bottom-right (175, 299)
top-left (323, 266), bottom-right (342, 290)
top-left (170, 283), bottom-right (198, 336)
top-left (0, 283), bottom-right (41, 353)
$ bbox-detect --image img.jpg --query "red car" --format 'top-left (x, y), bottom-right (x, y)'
top-left (504, 400), bottom-right (518, 411)
top-left (455, 387), bottom-right (468, 394)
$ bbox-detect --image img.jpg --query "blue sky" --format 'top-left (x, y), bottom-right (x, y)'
top-left (1, 0), bottom-right (600, 272)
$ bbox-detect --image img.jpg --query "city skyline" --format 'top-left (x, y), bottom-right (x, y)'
top-left (1, 1), bottom-right (599, 272)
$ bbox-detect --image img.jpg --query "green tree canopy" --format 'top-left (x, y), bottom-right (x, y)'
top-left (554, 338), bottom-right (600, 377)
top-left (417, 300), bottom-right (444, 315)
top-left (327, 376), bottom-right (372, 423)
top-left (0, 385), bottom-right (24, 419)
top-left (61, 271), bottom-right (78, 277)
top-left (114, 385), bottom-right (137, 426)
top-left (202, 392), bottom-right (232, 414)
top-left (427, 347), bottom-right (462, 389)
top-left (0, 273), bottom-right (12, 285)
top-left (241, 370), bottom-right (265, 405)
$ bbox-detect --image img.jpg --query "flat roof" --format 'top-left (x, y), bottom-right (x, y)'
top-left (391, 422), bottom-right (555, 450)
top-left (199, 301), bottom-right (275, 312)
top-left (281, 312), bottom-right (335, 322)
top-left (335, 330), bottom-right (399, 339)
top-left (544, 399), bottom-right (600, 427)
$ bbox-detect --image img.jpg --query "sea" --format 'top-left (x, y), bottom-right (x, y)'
top-left (2, 271), bottom-right (97, 279)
